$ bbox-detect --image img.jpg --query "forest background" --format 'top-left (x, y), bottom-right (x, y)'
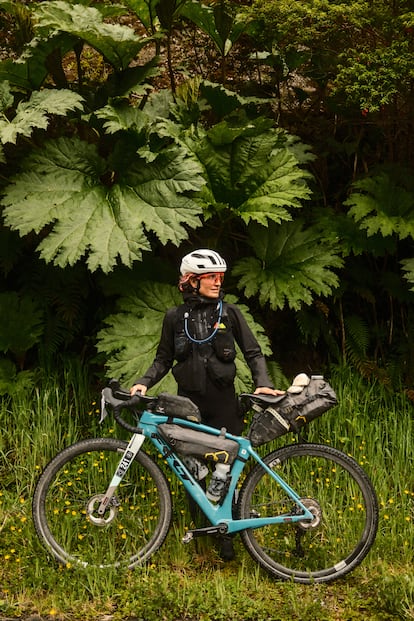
top-left (0, 0), bottom-right (413, 619)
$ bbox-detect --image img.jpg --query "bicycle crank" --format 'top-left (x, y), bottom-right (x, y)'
top-left (182, 523), bottom-right (228, 543)
top-left (296, 497), bottom-right (322, 530)
top-left (86, 494), bottom-right (120, 526)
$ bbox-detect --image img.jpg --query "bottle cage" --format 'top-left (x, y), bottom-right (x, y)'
top-left (183, 299), bottom-right (223, 344)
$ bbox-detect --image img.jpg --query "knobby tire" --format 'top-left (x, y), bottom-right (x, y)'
top-left (237, 443), bottom-right (378, 584)
top-left (32, 438), bottom-right (172, 569)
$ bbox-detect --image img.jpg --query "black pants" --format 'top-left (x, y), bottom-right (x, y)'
top-left (179, 376), bottom-right (243, 435)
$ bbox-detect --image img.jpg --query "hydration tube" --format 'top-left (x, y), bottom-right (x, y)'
top-left (184, 299), bottom-right (223, 344)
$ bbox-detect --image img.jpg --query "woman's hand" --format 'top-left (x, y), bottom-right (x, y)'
top-left (130, 383), bottom-right (147, 396)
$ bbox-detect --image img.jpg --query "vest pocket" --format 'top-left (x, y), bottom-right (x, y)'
top-left (175, 331), bottom-right (191, 361)
top-left (172, 354), bottom-right (206, 393)
top-left (212, 329), bottom-right (236, 362)
top-left (206, 355), bottom-right (236, 387)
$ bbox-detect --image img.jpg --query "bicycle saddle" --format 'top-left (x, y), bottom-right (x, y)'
top-left (239, 392), bottom-right (287, 407)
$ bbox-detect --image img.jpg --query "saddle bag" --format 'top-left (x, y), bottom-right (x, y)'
top-left (155, 393), bottom-right (201, 422)
top-left (247, 375), bottom-right (338, 447)
top-left (158, 423), bottom-right (239, 465)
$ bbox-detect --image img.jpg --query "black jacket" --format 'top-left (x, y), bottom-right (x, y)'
top-left (135, 295), bottom-right (274, 394)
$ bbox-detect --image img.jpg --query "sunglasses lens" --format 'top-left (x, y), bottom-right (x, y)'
top-left (199, 273), bottom-right (224, 283)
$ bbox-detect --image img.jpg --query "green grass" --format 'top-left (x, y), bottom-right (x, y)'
top-left (0, 363), bottom-right (413, 620)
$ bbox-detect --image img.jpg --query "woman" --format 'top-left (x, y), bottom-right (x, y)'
top-left (130, 249), bottom-right (284, 559)
top-left (131, 249), bottom-right (282, 432)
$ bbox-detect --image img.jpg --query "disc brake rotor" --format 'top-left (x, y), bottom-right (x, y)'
top-left (86, 494), bottom-right (119, 526)
top-left (296, 497), bottom-right (322, 530)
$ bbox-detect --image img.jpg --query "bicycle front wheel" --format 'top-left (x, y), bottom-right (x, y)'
top-left (33, 438), bottom-right (172, 569)
top-left (238, 443), bottom-right (378, 584)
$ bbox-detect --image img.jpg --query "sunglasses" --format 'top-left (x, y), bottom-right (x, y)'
top-left (198, 272), bottom-right (225, 283)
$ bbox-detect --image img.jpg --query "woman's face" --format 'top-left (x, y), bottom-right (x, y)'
top-left (191, 272), bottom-right (224, 298)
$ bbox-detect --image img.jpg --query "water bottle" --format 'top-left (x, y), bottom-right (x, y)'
top-left (206, 463), bottom-right (230, 502)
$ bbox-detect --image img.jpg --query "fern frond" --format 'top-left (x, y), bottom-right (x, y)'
top-left (0, 292), bottom-right (43, 355)
top-left (344, 315), bottom-right (370, 357)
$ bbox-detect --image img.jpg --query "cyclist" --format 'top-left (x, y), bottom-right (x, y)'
top-left (130, 249), bottom-right (284, 559)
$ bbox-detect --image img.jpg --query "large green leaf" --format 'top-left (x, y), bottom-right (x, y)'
top-left (0, 89), bottom-right (84, 144)
top-left (96, 283), bottom-right (182, 391)
top-left (2, 136), bottom-right (205, 272)
top-left (155, 0), bottom-right (189, 31)
top-left (194, 116), bottom-right (313, 224)
top-left (344, 172), bottom-right (414, 239)
top-left (233, 221), bottom-right (343, 310)
top-left (0, 34), bottom-right (74, 90)
top-left (96, 283), bottom-right (274, 392)
top-left (95, 104), bottom-right (150, 134)
top-left (0, 80), bottom-right (14, 112)
top-left (121, 0), bottom-right (157, 33)
top-left (182, 1), bottom-right (248, 57)
top-left (34, 1), bottom-right (152, 70)
top-left (200, 81), bottom-right (249, 118)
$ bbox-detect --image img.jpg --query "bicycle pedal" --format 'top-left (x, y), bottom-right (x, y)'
top-left (182, 531), bottom-right (194, 544)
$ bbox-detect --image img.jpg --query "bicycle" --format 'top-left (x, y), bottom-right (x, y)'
top-left (32, 379), bottom-right (378, 584)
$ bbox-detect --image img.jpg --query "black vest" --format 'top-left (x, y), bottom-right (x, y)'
top-left (172, 301), bottom-right (236, 393)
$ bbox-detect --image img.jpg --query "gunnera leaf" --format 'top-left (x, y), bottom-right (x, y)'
top-left (2, 136), bottom-right (205, 272)
top-left (195, 117), bottom-right (313, 225)
top-left (0, 88), bottom-right (84, 144)
top-left (233, 220), bottom-right (343, 311)
top-left (34, 0), bottom-right (153, 71)
top-left (344, 172), bottom-right (414, 239)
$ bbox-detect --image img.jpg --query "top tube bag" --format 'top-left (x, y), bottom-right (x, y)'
top-left (155, 393), bottom-right (201, 422)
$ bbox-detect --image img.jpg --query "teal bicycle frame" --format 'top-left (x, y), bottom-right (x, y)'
top-left (97, 409), bottom-right (315, 538)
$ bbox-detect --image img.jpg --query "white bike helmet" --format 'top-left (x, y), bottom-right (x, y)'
top-left (180, 249), bottom-right (227, 275)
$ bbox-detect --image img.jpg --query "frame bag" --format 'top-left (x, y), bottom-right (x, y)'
top-left (158, 423), bottom-right (239, 465)
top-left (247, 375), bottom-right (338, 447)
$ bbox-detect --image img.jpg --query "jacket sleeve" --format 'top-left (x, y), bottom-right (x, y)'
top-left (133, 307), bottom-right (177, 389)
top-left (227, 304), bottom-right (274, 389)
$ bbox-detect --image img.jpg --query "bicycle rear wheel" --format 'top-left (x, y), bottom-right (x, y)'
top-left (33, 438), bottom-right (172, 568)
top-left (238, 443), bottom-right (378, 584)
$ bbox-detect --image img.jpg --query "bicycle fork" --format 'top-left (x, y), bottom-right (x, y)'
top-left (94, 433), bottom-right (146, 521)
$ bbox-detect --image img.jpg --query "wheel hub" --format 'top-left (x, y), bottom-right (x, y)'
top-left (296, 497), bottom-right (322, 530)
top-left (86, 494), bottom-right (119, 526)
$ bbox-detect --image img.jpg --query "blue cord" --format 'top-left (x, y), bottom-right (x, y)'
top-left (184, 299), bottom-right (223, 344)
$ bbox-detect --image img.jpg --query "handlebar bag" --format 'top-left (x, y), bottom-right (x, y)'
top-left (247, 376), bottom-right (338, 447)
top-left (158, 423), bottom-right (239, 465)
